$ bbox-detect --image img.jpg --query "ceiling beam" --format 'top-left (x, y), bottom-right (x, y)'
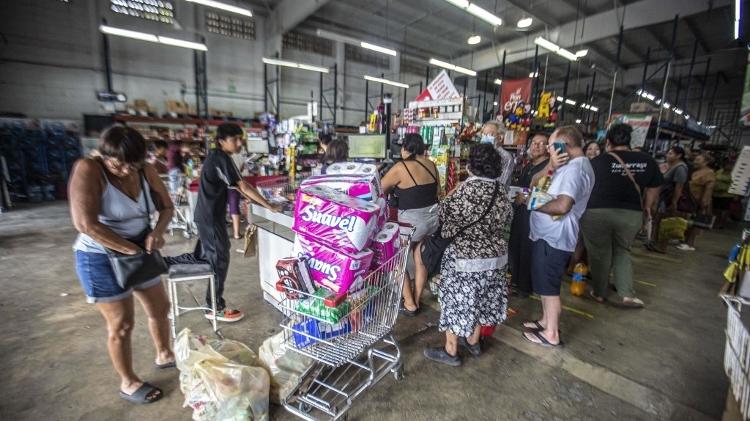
top-left (453, 0), bottom-right (728, 72)
top-left (265, 0), bottom-right (332, 36)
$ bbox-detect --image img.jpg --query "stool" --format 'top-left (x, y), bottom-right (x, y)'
top-left (167, 264), bottom-right (218, 338)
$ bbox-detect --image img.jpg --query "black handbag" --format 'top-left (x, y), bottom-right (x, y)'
top-left (106, 171), bottom-right (168, 289)
top-left (420, 181), bottom-right (499, 277)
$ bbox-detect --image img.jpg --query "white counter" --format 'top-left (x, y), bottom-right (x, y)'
top-left (250, 204), bottom-right (295, 310)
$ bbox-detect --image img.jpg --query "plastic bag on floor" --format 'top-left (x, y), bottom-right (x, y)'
top-left (257, 331), bottom-right (314, 404)
top-left (659, 217), bottom-right (689, 241)
top-left (175, 328), bottom-right (270, 421)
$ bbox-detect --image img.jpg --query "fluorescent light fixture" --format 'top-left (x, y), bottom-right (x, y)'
top-left (493, 101), bottom-right (498, 106)
top-left (662, 102), bottom-right (671, 109)
top-left (698, 121), bottom-right (703, 125)
top-left (494, 79), bottom-right (503, 85)
top-left (557, 48), bottom-right (578, 61)
top-left (636, 89), bottom-right (644, 95)
top-left (534, 37), bottom-right (559, 52)
top-left (575, 119), bottom-right (582, 123)
top-left (565, 99), bottom-right (576, 105)
top-left (360, 41), bottom-right (397, 56)
top-left (590, 106), bottom-right (599, 112)
top-left (735, 0), bottom-right (741, 39)
top-left (157, 36), bottom-right (207, 51)
top-left (685, 115), bottom-right (691, 120)
top-left (645, 93), bottom-right (656, 101)
top-left (100, 25), bottom-right (208, 50)
top-left (467, 35), bottom-right (481, 45)
top-left (517, 17), bottom-right (533, 28)
top-left (99, 25), bottom-right (159, 43)
top-left (429, 58), bottom-right (477, 76)
top-left (363, 75), bottom-right (409, 89)
top-left (655, 98), bottom-right (662, 105)
top-left (262, 58), bottom-right (329, 73)
top-left (674, 108), bottom-right (684, 115)
top-left (298, 63), bottom-right (330, 73)
top-left (529, 71), bottom-right (539, 78)
top-left (186, 0), bottom-right (252, 17)
top-left (557, 96), bottom-right (564, 101)
top-left (575, 49), bottom-right (589, 58)
top-left (443, 0), bottom-right (502, 27)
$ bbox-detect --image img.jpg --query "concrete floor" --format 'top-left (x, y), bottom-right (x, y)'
top-left (0, 201), bottom-right (736, 420)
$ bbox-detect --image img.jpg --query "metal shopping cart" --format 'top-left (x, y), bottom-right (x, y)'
top-left (722, 294), bottom-right (750, 419)
top-left (163, 174), bottom-right (197, 239)
top-left (277, 224), bottom-right (414, 421)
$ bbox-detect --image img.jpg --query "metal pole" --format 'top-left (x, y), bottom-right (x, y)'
top-left (403, 87), bottom-right (407, 110)
top-left (531, 45), bottom-right (540, 110)
top-left (263, 63), bottom-right (268, 112)
top-left (652, 62), bottom-right (671, 156)
top-left (101, 19), bottom-right (113, 93)
top-left (583, 83), bottom-right (590, 125)
top-left (640, 47), bottom-right (651, 97)
top-left (319, 72), bottom-right (323, 121)
top-left (275, 61), bottom-right (280, 117)
top-left (588, 71), bottom-right (597, 124)
top-left (482, 72), bottom-right (488, 117)
top-left (201, 44), bottom-right (208, 120)
top-left (696, 57), bottom-right (711, 122)
top-left (608, 71), bottom-right (617, 122)
top-left (674, 74), bottom-right (682, 109)
top-left (562, 61), bottom-right (571, 122)
top-left (380, 73), bottom-right (384, 103)
top-left (684, 40), bottom-right (699, 111)
top-left (425, 67), bottom-right (430, 86)
top-left (333, 63), bottom-right (338, 126)
top-left (498, 50), bottom-right (506, 118)
top-left (615, 25), bottom-right (623, 70)
top-left (364, 80), bottom-right (369, 120)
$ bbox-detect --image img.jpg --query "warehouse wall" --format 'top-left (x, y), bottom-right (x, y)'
top-left (0, 0), bottom-right (428, 127)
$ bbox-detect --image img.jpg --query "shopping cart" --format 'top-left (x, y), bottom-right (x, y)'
top-left (277, 223), bottom-right (414, 421)
top-left (163, 174), bottom-right (196, 239)
top-left (722, 294), bottom-right (750, 419)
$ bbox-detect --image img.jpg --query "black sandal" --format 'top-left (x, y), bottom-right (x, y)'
top-left (522, 320), bottom-right (545, 330)
top-left (155, 361), bottom-right (176, 369)
top-left (119, 382), bottom-right (163, 404)
top-left (522, 330), bottom-right (562, 348)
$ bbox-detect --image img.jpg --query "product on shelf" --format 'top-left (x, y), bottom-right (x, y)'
top-left (292, 185), bottom-right (380, 254)
top-left (294, 234), bottom-right (373, 296)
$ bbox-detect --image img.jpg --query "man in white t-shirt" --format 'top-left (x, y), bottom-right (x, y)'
top-left (523, 126), bottom-right (594, 347)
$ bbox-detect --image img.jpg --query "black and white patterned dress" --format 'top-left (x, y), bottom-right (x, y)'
top-left (438, 177), bottom-right (512, 338)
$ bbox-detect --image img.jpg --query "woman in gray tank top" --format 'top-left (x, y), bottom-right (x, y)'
top-left (69, 125), bottom-right (175, 404)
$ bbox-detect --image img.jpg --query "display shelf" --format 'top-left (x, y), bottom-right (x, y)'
top-left (411, 119), bottom-right (461, 127)
top-left (112, 114), bottom-right (254, 128)
top-left (408, 98), bottom-right (463, 109)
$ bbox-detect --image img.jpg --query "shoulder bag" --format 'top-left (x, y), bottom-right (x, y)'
top-left (609, 152), bottom-right (642, 209)
top-left (106, 171), bottom-right (168, 289)
top-left (420, 181), bottom-right (499, 277)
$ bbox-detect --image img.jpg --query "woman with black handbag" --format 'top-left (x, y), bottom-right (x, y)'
top-left (69, 125), bottom-right (175, 405)
top-left (422, 144), bottom-right (512, 367)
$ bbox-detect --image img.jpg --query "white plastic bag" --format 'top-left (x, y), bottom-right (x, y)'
top-left (175, 328), bottom-right (270, 421)
top-left (257, 331), bottom-right (314, 404)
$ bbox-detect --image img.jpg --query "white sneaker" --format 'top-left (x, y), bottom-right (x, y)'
top-left (675, 244), bottom-right (695, 251)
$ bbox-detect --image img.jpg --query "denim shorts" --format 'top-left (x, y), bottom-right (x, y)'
top-left (530, 239), bottom-right (572, 296)
top-left (74, 250), bottom-right (162, 303)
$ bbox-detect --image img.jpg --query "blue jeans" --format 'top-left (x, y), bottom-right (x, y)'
top-left (74, 250), bottom-right (162, 303)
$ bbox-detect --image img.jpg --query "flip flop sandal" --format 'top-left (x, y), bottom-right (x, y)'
top-left (155, 361), bottom-right (176, 369)
top-left (522, 320), bottom-right (545, 331)
top-left (522, 330), bottom-right (562, 348)
top-left (587, 290), bottom-right (605, 303)
top-left (119, 382), bottom-right (163, 404)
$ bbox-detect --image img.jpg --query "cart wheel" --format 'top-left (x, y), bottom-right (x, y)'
top-left (393, 365), bottom-right (404, 381)
top-left (298, 402), bottom-right (312, 414)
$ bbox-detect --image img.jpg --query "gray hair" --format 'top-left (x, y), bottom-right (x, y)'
top-left (483, 120), bottom-right (506, 134)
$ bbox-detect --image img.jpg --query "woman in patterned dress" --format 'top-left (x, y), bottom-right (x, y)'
top-left (423, 143), bottom-right (513, 367)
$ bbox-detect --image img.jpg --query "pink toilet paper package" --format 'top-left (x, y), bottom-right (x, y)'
top-left (294, 234), bottom-right (373, 295)
top-left (293, 185), bottom-right (380, 254)
top-left (300, 174), bottom-right (381, 202)
top-left (370, 222), bottom-right (400, 268)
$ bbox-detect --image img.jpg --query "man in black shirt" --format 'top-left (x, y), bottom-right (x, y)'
top-left (167, 123), bottom-right (280, 322)
top-left (580, 124), bottom-right (663, 308)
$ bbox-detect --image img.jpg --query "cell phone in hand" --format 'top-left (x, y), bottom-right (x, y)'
top-left (553, 142), bottom-right (566, 154)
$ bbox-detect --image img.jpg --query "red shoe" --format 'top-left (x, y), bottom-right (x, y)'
top-left (205, 308), bottom-right (244, 322)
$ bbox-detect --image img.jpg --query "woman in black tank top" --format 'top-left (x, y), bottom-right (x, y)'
top-left (381, 134), bottom-right (440, 315)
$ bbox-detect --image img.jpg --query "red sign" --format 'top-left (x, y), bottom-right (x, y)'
top-left (500, 78), bottom-right (532, 116)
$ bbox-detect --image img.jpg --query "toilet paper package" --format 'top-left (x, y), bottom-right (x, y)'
top-left (294, 234), bottom-right (373, 296)
top-left (375, 197), bottom-right (387, 233)
top-left (293, 186), bottom-right (380, 254)
top-left (300, 174), bottom-right (381, 202)
top-left (370, 223), bottom-right (400, 268)
top-left (325, 162), bottom-right (383, 197)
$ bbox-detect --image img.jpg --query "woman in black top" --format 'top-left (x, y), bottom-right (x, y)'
top-left (508, 133), bottom-right (549, 296)
top-left (381, 133), bottom-right (440, 315)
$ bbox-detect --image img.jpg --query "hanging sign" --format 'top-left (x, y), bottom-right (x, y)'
top-left (608, 114), bottom-right (653, 148)
top-left (427, 70), bottom-right (460, 100)
top-left (740, 52), bottom-right (750, 126)
top-left (500, 78), bottom-right (532, 117)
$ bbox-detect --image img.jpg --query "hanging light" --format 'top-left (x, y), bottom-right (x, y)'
top-left (467, 35), bottom-right (481, 45)
top-left (575, 49), bottom-right (589, 58)
top-left (517, 17), bottom-right (533, 28)
top-left (494, 79), bottom-right (502, 85)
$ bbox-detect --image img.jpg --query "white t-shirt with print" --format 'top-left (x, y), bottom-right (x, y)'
top-left (529, 156), bottom-right (595, 252)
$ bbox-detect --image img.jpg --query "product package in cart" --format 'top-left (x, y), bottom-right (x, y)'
top-left (294, 234), bottom-right (373, 296)
top-left (275, 258), bottom-right (316, 299)
top-left (325, 162), bottom-right (380, 179)
top-left (291, 318), bottom-right (351, 348)
top-left (370, 222), bottom-right (400, 269)
top-left (300, 174), bottom-right (382, 202)
top-left (293, 186), bottom-right (380, 254)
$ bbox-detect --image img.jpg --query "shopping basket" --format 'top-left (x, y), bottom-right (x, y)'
top-left (278, 223), bottom-right (414, 421)
top-left (722, 294), bottom-right (750, 419)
